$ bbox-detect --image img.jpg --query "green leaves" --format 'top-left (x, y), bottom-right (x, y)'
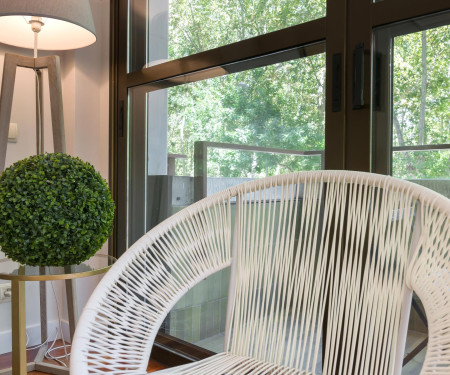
top-left (392, 26), bottom-right (450, 179)
top-left (168, 0), bottom-right (325, 60)
top-left (0, 153), bottom-right (115, 266)
top-left (167, 53), bottom-right (325, 178)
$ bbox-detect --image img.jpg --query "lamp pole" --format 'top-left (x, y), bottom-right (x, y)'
top-left (29, 17), bottom-right (45, 155)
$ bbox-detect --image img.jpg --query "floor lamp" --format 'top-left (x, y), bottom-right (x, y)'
top-left (0, 0), bottom-right (96, 170)
top-left (0, 1), bottom-right (96, 372)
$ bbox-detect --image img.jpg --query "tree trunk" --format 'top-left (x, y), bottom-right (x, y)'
top-left (393, 115), bottom-right (405, 146)
top-left (418, 30), bottom-right (427, 145)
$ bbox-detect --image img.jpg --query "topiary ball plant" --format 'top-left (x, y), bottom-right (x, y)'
top-left (0, 153), bottom-right (115, 266)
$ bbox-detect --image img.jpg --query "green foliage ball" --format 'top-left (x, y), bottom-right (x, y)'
top-left (0, 153), bottom-right (115, 266)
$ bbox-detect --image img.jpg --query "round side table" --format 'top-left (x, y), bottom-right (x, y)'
top-left (0, 254), bottom-right (115, 375)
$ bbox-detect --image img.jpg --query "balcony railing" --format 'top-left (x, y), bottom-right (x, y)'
top-left (193, 141), bottom-right (324, 201)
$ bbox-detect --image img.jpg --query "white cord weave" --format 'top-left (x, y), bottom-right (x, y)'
top-left (70, 171), bottom-right (450, 375)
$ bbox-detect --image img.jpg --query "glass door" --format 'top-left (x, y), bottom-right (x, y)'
top-left (127, 45), bottom-right (326, 352)
top-left (372, 11), bottom-right (450, 374)
top-left (114, 0), bottom-right (449, 367)
top-left (373, 12), bottom-right (450, 196)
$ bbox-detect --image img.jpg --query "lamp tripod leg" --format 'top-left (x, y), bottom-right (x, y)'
top-left (35, 69), bottom-right (44, 155)
top-left (0, 54), bottom-right (19, 173)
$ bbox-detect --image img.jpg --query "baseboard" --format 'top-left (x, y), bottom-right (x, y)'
top-left (0, 320), bottom-right (70, 355)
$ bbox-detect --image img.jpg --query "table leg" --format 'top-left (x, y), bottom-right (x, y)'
top-left (11, 279), bottom-right (26, 375)
top-left (39, 268), bottom-right (47, 345)
top-left (65, 279), bottom-right (77, 340)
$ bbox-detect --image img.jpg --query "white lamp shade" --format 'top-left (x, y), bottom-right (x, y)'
top-left (0, 0), bottom-right (96, 50)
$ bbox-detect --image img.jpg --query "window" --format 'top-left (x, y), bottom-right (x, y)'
top-left (371, 13), bottom-right (450, 371)
top-left (111, 0), bottom-right (449, 367)
top-left (128, 0), bottom-right (326, 72)
top-left (392, 25), bottom-right (449, 181)
top-left (127, 48), bottom-right (325, 351)
top-left (373, 12), bottom-right (450, 196)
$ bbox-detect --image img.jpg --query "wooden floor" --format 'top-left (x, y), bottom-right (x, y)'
top-left (27, 361), bottom-right (166, 375)
top-left (27, 360), bottom-right (166, 375)
top-left (0, 340), bottom-right (166, 374)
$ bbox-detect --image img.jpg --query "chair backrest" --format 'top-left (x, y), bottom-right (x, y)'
top-left (225, 171), bottom-right (449, 375)
top-left (71, 171), bottom-right (450, 375)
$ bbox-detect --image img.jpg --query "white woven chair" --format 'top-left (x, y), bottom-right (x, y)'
top-left (71, 171), bottom-right (450, 375)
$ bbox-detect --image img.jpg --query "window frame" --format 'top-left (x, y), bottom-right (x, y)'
top-left (372, 10), bottom-right (450, 175)
top-left (109, 0), bottom-right (449, 365)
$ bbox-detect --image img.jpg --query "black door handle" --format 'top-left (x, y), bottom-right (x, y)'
top-left (332, 53), bottom-right (342, 112)
top-left (353, 43), bottom-right (365, 109)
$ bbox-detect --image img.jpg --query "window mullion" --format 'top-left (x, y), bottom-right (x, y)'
top-left (325, 0), bottom-right (347, 170)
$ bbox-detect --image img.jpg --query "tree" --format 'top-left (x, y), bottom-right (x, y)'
top-left (167, 0), bottom-right (326, 178)
top-left (393, 26), bottom-right (449, 179)
top-left (164, 1), bottom-right (449, 180)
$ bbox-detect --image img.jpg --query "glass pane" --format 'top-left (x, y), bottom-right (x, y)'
top-left (206, 148), bottom-right (323, 178)
top-left (128, 0), bottom-right (326, 72)
top-left (392, 24), bottom-right (450, 200)
top-left (392, 149), bottom-right (450, 180)
top-left (373, 16), bottom-right (450, 375)
top-left (393, 26), bottom-right (450, 148)
top-left (128, 50), bottom-right (325, 351)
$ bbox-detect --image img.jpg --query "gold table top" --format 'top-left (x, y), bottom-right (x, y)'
top-left (0, 253), bottom-right (116, 281)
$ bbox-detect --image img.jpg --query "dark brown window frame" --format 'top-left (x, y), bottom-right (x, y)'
top-left (109, 0), bottom-right (449, 366)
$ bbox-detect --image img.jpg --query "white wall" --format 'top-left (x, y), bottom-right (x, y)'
top-left (0, 0), bottom-right (110, 354)
top-left (59, 0), bottom-right (111, 329)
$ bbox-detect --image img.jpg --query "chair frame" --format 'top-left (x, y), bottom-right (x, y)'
top-left (71, 171), bottom-right (450, 375)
